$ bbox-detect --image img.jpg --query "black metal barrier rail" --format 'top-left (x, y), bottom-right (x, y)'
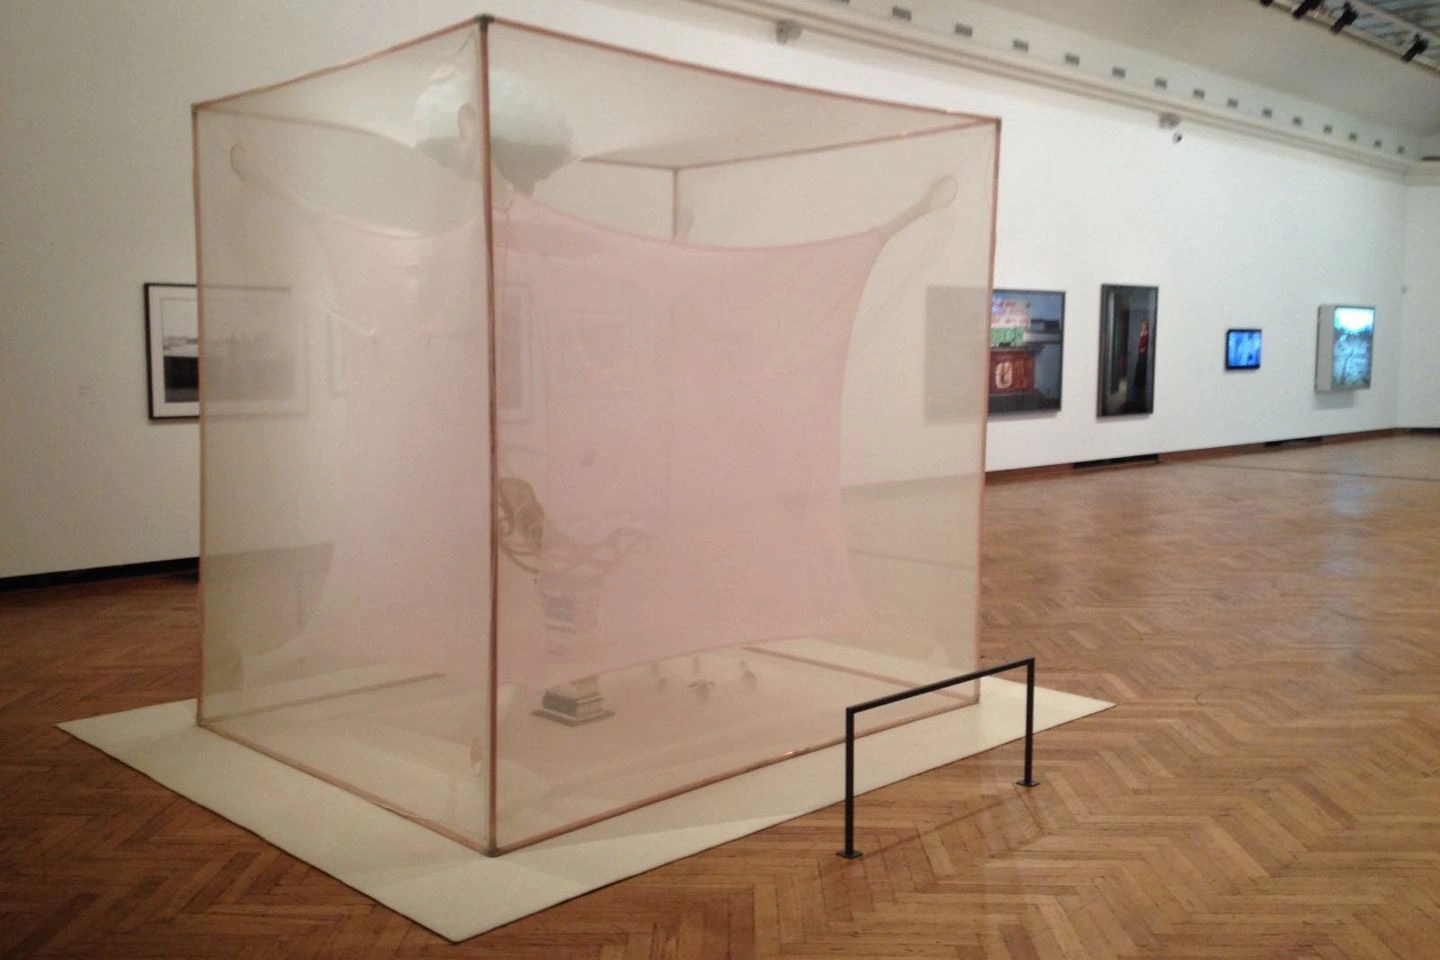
top-left (838, 656), bottom-right (1039, 859)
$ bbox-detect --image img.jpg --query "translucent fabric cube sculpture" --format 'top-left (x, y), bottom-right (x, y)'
top-left (194, 17), bottom-right (999, 854)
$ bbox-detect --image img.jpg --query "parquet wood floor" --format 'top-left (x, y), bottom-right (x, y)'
top-left (3, 434), bottom-right (1438, 959)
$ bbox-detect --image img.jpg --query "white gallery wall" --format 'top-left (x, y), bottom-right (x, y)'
top-left (984, 99), bottom-right (1405, 469)
top-left (1400, 181), bottom-right (1440, 427)
top-left (0, 0), bottom-right (1425, 578)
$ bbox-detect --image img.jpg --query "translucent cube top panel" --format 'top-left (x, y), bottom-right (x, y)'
top-left (195, 17), bottom-right (998, 854)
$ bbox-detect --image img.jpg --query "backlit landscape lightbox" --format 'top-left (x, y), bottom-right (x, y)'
top-left (1315, 305), bottom-right (1374, 391)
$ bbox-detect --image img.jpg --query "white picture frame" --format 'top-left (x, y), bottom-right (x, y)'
top-left (202, 284), bottom-right (305, 417)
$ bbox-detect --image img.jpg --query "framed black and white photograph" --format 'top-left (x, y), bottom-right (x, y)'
top-left (145, 282), bottom-right (199, 419)
top-left (498, 286), bottom-right (533, 423)
top-left (203, 285), bottom-right (305, 417)
top-left (328, 310), bottom-right (347, 397)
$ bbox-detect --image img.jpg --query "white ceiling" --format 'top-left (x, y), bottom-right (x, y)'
top-left (980, 0), bottom-right (1440, 135)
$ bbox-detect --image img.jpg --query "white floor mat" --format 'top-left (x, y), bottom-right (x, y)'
top-left (60, 677), bottom-right (1111, 942)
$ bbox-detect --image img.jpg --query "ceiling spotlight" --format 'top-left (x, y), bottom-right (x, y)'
top-left (1403, 34), bottom-right (1429, 62)
top-left (1331, 3), bottom-right (1358, 33)
top-left (1293, 0), bottom-right (1323, 19)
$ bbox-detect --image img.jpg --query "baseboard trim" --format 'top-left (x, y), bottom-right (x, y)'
top-left (2, 431), bottom-right (1426, 584)
top-left (1159, 441), bottom-right (1269, 462)
top-left (0, 557), bottom-right (199, 594)
top-left (1074, 453), bottom-right (1161, 471)
top-left (987, 428), bottom-right (1411, 482)
top-left (982, 463), bottom-right (1074, 484)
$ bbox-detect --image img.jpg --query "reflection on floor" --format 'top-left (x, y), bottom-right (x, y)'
top-left (12, 434), bottom-right (1439, 957)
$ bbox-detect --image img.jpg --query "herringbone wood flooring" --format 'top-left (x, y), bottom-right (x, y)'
top-left (3, 435), bottom-right (1439, 959)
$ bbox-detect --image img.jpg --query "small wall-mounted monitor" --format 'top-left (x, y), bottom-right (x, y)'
top-left (1225, 328), bottom-right (1262, 370)
top-left (1315, 305), bottom-right (1374, 391)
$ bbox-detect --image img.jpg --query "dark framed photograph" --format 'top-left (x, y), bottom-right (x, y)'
top-left (145, 282), bottom-right (199, 419)
top-left (989, 289), bottom-right (1064, 414)
top-left (1226, 328), bottom-right (1263, 371)
top-left (1098, 284), bottom-right (1158, 417)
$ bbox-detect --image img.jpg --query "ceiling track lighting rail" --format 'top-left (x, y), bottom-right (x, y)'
top-left (684, 0), bottom-right (1416, 172)
top-left (1261, 0), bottom-right (1440, 70)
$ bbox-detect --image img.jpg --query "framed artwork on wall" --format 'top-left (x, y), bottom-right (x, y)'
top-left (144, 282), bottom-right (199, 420)
top-left (1226, 328), bottom-right (1263, 370)
top-left (203, 285), bottom-right (305, 417)
top-left (923, 286), bottom-right (990, 422)
top-left (988, 289), bottom-right (1064, 414)
top-left (327, 310), bottom-right (347, 396)
top-left (1097, 284), bottom-right (1158, 417)
top-left (1315, 304), bottom-right (1374, 391)
top-left (498, 286), bottom-right (533, 423)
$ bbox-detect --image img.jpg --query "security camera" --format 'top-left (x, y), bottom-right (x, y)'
top-left (776, 19), bottom-right (803, 44)
top-left (1158, 112), bottom-right (1183, 143)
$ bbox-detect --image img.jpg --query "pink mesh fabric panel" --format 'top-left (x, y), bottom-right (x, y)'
top-left (493, 194), bottom-right (882, 695)
top-left (196, 23), bottom-right (496, 850)
top-left (295, 213), bottom-right (491, 678)
top-left (196, 17), bottom-right (998, 855)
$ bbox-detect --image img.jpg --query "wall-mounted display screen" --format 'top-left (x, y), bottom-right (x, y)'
top-left (1225, 328), bottom-right (1262, 370)
top-left (1098, 284), bottom-right (1157, 417)
top-left (1315, 305), bottom-right (1374, 391)
top-left (988, 289), bottom-right (1064, 414)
